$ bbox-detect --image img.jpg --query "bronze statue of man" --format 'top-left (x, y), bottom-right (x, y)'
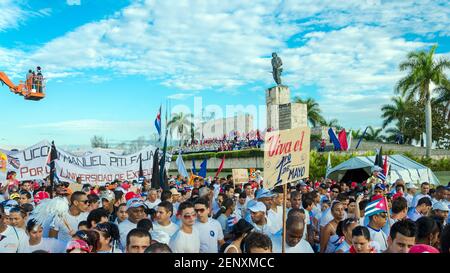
top-left (271, 52), bottom-right (283, 85)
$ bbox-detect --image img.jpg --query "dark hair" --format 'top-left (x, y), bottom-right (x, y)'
top-left (113, 191), bottom-right (124, 202)
top-left (70, 191), bottom-right (86, 204)
top-left (359, 199), bottom-right (369, 212)
top-left (213, 198), bottom-right (234, 219)
top-left (87, 208), bottom-right (109, 228)
top-left (194, 197), bottom-right (209, 209)
top-left (416, 216), bottom-right (440, 240)
top-left (287, 208), bottom-right (304, 219)
top-left (391, 197), bottom-right (408, 214)
top-left (177, 201), bottom-right (195, 215)
top-left (157, 200), bottom-right (174, 216)
top-left (75, 230), bottom-right (99, 253)
top-left (161, 190), bottom-right (172, 202)
top-left (286, 216), bottom-right (304, 231)
top-left (118, 203), bottom-right (127, 209)
top-left (243, 183), bottom-right (252, 189)
top-left (99, 186), bottom-right (107, 192)
top-left (244, 232), bottom-right (272, 253)
top-left (26, 218), bottom-right (40, 232)
top-left (78, 220), bottom-right (88, 229)
top-left (352, 226), bottom-right (370, 240)
top-left (302, 198), bottom-right (314, 210)
top-left (390, 219), bottom-right (416, 240)
top-left (395, 184), bottom-right (405, 192)
top-left (19, 191), bottom-right (32, 199)
top-left (336, 193), bottom-right (349, 202)
top-left (137, 218), bottom-right (153, 232)
top-left (239, 192), bottom-right (247, 199)
top-left (417, 197), bottom-right (432, 207)
top-left (126, 228), bottom-right (151, 247)
top-left (224, 185), bottom-right (234, 193)
top-left (290, 191), bottom-right (301, 199)
top-left (144, 243), bottom-right (172, 253)
top-left (440, 224), bottom-right (450, 254)
top-left (95, 222), bottom-right (121, 251)
top-left (421, 182), bottom-right (430, 187)
top-left (87, 194), bottom-right (100, 204)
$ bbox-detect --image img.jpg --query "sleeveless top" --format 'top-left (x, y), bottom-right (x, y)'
top-left (224, 244), bottom-right (240, 253)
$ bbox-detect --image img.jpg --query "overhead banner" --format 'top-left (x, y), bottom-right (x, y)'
top-left (2, 140), bottom-right (171, 185)
top-left (263, 127), bottom-right (310, 189)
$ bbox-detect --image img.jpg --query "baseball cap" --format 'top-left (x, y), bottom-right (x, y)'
top-left (66, 239), bottom-right (91, 253)
top-left (9, 192), bottom-right (20, 199)
top-left (170, 188), bottom-right (181, 196)
top-left (255, 188), bottom-right (275, 199)
top-left (126, 198), bottom-right (146, 210)
top-left (408, 244), bottom-right (440, 253)
top-left (125, 191), bottom-right (139, 201)
top-left (248, 201), bottom-right (266, 213)
top-left (432, 201), bottom-right (450, 212)
top-left (406, 183), bottom-right (418, 190)
top-left (374, 183), bottom-right (385, 190)
top-left (34, 191), bottom-right (50, 205)
top-left (100, 190), bottom-right (115, 202)
top-left (371, 166), bottom-right (382, 172)
top-left (319, 183), bottom-right (327, 189)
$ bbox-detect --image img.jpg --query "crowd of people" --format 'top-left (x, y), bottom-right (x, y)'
top-left (1, 167), bottom-right (449, 254)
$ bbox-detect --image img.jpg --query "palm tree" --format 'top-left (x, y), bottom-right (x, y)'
top-left (167, 112), bottom-right (193, 147)
top-left (381, 96), bottom-right (411, 133)
top-left (293, 97), bottom-right (325, 127)
top-left (435, 82), bottom-right (450, 122)
top-left (364, 126), bottom-right (383, 142)
top-left (321, 118), bottom-right (342, 130)
top-left (396, 45), bottom-right (450, 157)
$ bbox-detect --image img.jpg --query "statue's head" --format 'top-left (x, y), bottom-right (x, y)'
top-left (272, 52), bottom-right (277, 57)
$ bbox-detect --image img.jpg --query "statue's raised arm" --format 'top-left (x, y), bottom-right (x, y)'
top-left (271, 52), bottom-right (283, 85)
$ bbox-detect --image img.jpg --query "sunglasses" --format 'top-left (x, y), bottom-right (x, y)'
top-left (195, 208), bottom-right (206, 213)
top-left (80, 200), bottom-right (90, 204)
top-left (332, 190), bottom-right (339, 193)
top-left (378, 213), bottom-right (388, 218)
top-left (183, 213), bottom-right (196, 219)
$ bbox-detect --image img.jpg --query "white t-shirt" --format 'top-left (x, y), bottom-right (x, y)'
top-left (252, 216), bottom-right (278, 236)
top-left (194, 218), bottom-right (224, 253)
top-left (144, 199), bottom-right (161, 210)
top-left (25, 237), bottom-right (66, 253)
top-left (118, 219), bottom-right (137, 248)
top-left (268, 206), bottom-right (284, 234)
top-left (271, 232), bottom-right (314, 253)
top-left (0, 226), bottom-right (29, 253)
top-left (366, 225), bottom-right (388, 251)
top-left (50, 212), bottom-right (88, 243)
top-left (169, 227), bottom-right (201, 253)
top-left (153, 222), bottom-right (179, 237)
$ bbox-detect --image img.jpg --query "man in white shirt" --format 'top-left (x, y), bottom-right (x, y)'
top-left (366, 211), bottom-right (388, 251)
top-left (411, 182), bottom-right (431, 208)
top-left (272, 215), bottom-right (314, 253)
top-left (193, 198), bottom-right (224, 253)
top-left (404, 183), bottom-right (418, 208)
top-left (407, 197), bottom-right (432, 221)
top-left (248, 201), bottom-right (277, 236)
top-left (432, 186), bottom-right (448, 205)
top-left (118, 198), bottom-right (148, 248)
top-left (169, 201), bottom-right (200, 253)
top-left (49, 191), bottom-right (89, 243)
top-left (153, 201), bottom-right (178, 237)
top-left (0, 204), bottom-right (29, 253)
top-left (268, 190), bottom-right (284, 234)
top-left (144, 189), bottom-right (161, 209)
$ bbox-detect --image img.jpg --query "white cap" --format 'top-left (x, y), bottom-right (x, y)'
top-left (406, 183), bottom-right (418, 190)
top-left (248, 201), bottom-right (266, 213)
top-left (432, 201), bottom-right (449, 212)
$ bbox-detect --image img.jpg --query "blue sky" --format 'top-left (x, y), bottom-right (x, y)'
top-left (0, 0), bottom-right (449, 149)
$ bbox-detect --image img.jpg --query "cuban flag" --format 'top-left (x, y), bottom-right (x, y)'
top-left (155, 105), bottom-right (162, 141)
top-left (227, 214), bottom-right (238, 229)
top-left (364, 197), bottom-right (388, 217)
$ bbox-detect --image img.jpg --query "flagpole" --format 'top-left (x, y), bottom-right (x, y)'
top-left (384, 195), bottom-right (392, 228)
top-left (282, 183), bottom-right (287, 253)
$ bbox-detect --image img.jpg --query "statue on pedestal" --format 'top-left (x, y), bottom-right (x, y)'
top-left (271, 52), bottom-right (283, 85)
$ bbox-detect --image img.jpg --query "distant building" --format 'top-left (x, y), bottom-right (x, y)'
top-left (201, 114), bottom-right (254, 139)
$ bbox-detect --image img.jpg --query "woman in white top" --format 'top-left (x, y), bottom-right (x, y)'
top-left (223, 219), bottom-right (254, 253)
top-left (93, 222), bottom-right (123, 253)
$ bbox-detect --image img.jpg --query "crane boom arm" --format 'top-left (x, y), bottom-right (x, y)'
top-left (0, 71), bottom-right (18, 91)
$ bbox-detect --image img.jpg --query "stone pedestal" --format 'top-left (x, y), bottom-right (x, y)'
top-left (266, 85), bottom-right (308, 130)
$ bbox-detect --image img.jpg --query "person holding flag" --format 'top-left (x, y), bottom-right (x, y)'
top-left (364, 196), bottom-right (389, 251)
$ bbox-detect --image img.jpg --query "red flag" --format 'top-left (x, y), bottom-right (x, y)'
top-left (215, 155), bottom-right (225, 177)
top-left (338, 129), bottom-right (348, 151)
top-left (383, 155), bottom-right (388, 176)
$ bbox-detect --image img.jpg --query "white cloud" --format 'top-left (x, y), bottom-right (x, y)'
top-left (167, 93), bottom-right (195, 100)
top-left (67, 0), bottom-right (81, 6)
top-left (0, 1), bottom-right (51, 31)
